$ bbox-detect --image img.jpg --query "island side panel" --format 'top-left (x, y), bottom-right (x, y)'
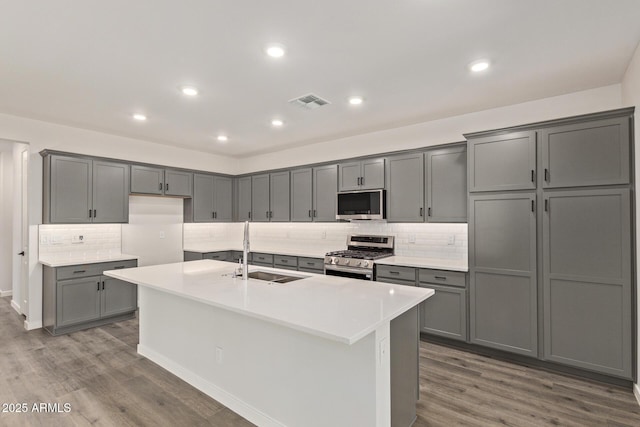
top-left (137, 286), bottom-right (379, 427)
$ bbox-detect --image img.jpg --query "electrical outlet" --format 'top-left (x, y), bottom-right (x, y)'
top-left (408, 234), bottom-right (416, 243)
top-left (50, 235), bottom-right (63, 244)
top-left (216, 347), bottom-right (223, 364)
top-left (321, 231), bottom-right (327, 239)
top-left (39, 235), bottom-right (48, 244)
top-left (447, 235), bottom-right (456, 245)
top-left (159, 231), bottom-right (165, 239)
top-left (71, 235), bottom-right (84, 244)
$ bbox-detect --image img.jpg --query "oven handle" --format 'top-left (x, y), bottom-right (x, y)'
top-left (324, 264), bottom-right (374, 275)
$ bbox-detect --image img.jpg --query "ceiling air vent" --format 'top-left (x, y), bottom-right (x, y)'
top-left (288, 93), bottom-right (331, 110)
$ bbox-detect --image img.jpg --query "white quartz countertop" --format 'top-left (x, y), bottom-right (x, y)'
top-left (104, 260), bottom-right (433, 345)
top-left (183, 244), bottom-right (329, 259)
top-left (39, 253), bottom-right (139, 267)
top-left (374, 256), bottom-right (468, 272)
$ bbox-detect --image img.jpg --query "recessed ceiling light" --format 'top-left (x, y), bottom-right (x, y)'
top-left (271, 119), bottom-right (284, 127)
top-left (348, 96), bottom-right (364, 105)
top-left (470, 60), bottom-right (490, 72)
top-left (180, 86), bottom-right (199, 96)
top-left (133, 113), bottom-right (147, 121)
top-left (217, 135), bottom-right (228, 142)
top-left (265, 44), bottom-right (286, 58)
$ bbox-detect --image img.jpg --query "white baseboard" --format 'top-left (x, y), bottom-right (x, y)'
top-left (137, 344), bottom-right (285, 427)
top-left (634, 383), bottom-right (640, 407)
top-left (0, 290), bottom-right (13, 297)
top-left (10, 299), bottom-right (21, 314)
top-left (24, 320), bottom-right (42, 330)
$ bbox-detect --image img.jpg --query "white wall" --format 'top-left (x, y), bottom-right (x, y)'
top-left (0, 145), bottom-right (13, 294)
top-left (238, 85), bottom-right (622, 174)
top-left (122, 196), bottom-right (184, 267)
top-left (621, 40), bottom-right (640, 402)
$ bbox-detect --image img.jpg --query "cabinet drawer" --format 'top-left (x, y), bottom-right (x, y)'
top-left (204, 251), bottom-right (230, 261)
top-left (57, 264), bottom-right (103, 280)
top-left (252, 253), bottom-right (273, 264)
top-left (376, 265), bottom-right (416, 282)
top-left (274, 255), bottom-right (298, 268)
top-left (298, 257), bottom-right (324, 271)
top-left (376, 277), bottom-right (415, 287)
top-left (231, 251), bottom-right (251, 262)
top-left (419, 269), bottom-right (466, 288)
top-left (100, 260), bottom-right (137, 274)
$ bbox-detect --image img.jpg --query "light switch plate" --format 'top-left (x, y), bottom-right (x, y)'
top-left (447, 235), bottom-right (455, 245)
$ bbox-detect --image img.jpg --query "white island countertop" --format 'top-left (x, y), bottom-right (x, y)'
top-left (104, 259), bottom-right (433, 345)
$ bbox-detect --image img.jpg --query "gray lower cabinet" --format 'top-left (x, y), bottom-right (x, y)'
top-left (386, 153), bottom-right (424, 222)
top-left (237, 176), bottom-right (252, 221)
top-left (542, 188), bottom-right (632, 378)
top-left (43, 260), bottom-right (138, 336)
top-left (274, 255), bottom-right (297, 270)
top-left (375, 265), bottom-right (417, 286)
top-left (131, 165), bottom-right (192, 197)
top-left (291, 168), bottom-right (313, 222)
top-left (338, 158), bottom-right (385, 191)
top-left (418, 269), bottom-right (467, 341)
top-left (468, 130), bottom-right (536, 192)
top-left (44, 155), bottom-right (129, 224)
top-left (184, 251), bottom-right (231, 262)
top-left (313, 164), bottom-right (338, 221)
top-left (540, 116), bottom-right (630, 188)
top-left (297, 257), bottom-right (324, 273)
top-left (425, 146), bottom-right (467, 222)
top-left (252, 253), bottom-right (274, 267)
top-left (469, 193), bottom-right (537, 356)
top-left (251, 174), bottom-right (271, 222)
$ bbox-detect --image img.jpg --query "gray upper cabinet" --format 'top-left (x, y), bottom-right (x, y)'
top-left (213, 176), bottom-right (233, 221)
top-left (192, 173), bottom-right (215, 221)
top-left (164, 170), bottom-right (193, 197)
top-left (131, 165), bottom-right (192, 196)
top-left (386, 153), bottom-right (424, 222)
top-left (45, 155), bottom-right (129, 224)
top-left (291, 168), bottom-right (313, 222)
top-left (542, 188), bottom-right (632, 378)
top-left (251, 174), bottom-right (270, 222)
top-left (426, 146), bottom-right (467, 222)
top-left (468, 131), bottom-right (536, 192)
top-left (540, 117), bottom-right (630, 189)
top-left (269, 171), bottom-right (290, 222)
top-left (469, 192), bottom-right (538, 357)
top-left (237, 176), bottom-right (252, 221)
top-left (131, 165), bottom-right (164, 195)
top-left (313, 164), bottom-right (338, 221)
top-left (338, 158), bottom-right (385, 191)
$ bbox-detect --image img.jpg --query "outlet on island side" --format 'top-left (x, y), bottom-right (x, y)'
top-left (216, 346), bottom-right (223, 364)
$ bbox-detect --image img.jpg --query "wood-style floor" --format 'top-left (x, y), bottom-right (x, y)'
top-left (1, 296), bottom-right (639, 426)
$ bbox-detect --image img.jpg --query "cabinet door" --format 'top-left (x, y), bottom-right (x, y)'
top-left (338, 161), bottom-right (361, 191)
top-left (193, 174), bottom-right (215, 222)
top-left (426, 146), bottom-right (467, 222)
top-left (101, 276), bottom-right (137, 318)
top-left (213, 176), bottom-right (233, 221)
top-left (237, 176), bottom-right (252, 221)
top-left (49, 155), bottom-right (92, 223)
top-left (468, 131), bottom-right (536, 192)
top-left (469, 193), bottom-right (537, 356)
top-left (386, 153), bottom-right (423, 222)
top-left (540, 117), bottom-right (630, 188)
top-left (313, 164), bottom-right (337, 221)
top-left (419, 284), bottom-right (467, 341)
top-left (291, 168), bottom-right (313, 222)
top-left (56, 277), bottom-right (101, 327)
top-left (131, 165), bottom-right (164, 195)
top-left (251, 174), bottom-right (270, 222)
top-left (543, 189), bottom-right (631, 378)
top-left (165, 170), bottom-right (192, 196)
top-left (361, 158), bottom-right (385, 189)
top-left (92, 160), bottom-right (129, 223)
top-left (270, 171), bottom-right (290, 221)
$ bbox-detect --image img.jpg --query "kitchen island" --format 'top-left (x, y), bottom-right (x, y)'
top-left (104, 260), bottom-right (434, 427)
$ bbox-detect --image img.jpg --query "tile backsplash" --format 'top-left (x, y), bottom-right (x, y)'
top-left (39, 224), bottom-right (122, 257)
top-left (183, 221), bottom-right (467, 261)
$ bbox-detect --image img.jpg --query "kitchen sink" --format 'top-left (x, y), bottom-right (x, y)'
top-left (248, 270), bottom-right (308, 283)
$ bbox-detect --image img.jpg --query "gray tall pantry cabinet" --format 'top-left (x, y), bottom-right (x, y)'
top-left (465, 108), bottom-right (634, 380)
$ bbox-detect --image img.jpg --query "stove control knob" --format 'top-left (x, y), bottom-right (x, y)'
top-left (345, 259), bottom-right (350, 265)
top-left (332, 257), bottom-right (339, 264)
top-left (362, 261), bottom-right (369, 268)
top-left (357, 261), bottom-right (363, 267)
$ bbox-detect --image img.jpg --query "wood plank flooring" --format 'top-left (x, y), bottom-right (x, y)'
top-left (1, 296), bottom-right (639, 426)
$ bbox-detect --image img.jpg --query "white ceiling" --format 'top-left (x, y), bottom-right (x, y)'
top-left (1, 1), bottom-right (640, 157)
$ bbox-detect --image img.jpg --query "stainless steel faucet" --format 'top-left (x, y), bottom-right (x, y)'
top-left (242, 221), bottom-right (250, 280)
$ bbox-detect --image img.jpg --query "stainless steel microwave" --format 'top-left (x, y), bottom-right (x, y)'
top-left (336, 189), bottom-right (386, 220)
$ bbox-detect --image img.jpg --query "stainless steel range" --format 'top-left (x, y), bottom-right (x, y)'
top-left (324, 234), bottom-right (394, 280)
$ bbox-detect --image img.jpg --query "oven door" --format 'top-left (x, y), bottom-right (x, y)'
top-left (324, 264), bottom-right (373, 280)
